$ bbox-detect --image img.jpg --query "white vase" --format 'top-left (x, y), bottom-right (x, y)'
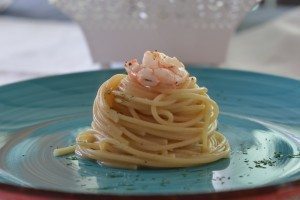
top-left (50, 0), bottom-right (260, 67)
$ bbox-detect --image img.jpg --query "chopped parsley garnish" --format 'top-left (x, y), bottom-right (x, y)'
top-left (274, 151), bottom-right (300, 159)
top-left (254, 158), bottom-right (276, 167)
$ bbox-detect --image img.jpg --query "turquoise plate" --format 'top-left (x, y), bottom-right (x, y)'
top-left (0, 68), bottom-right (299, 198)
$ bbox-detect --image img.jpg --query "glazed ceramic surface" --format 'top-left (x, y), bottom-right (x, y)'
top-left (0, 68), bottom-right (299, 195)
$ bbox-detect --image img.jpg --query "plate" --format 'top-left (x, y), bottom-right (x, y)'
top-left (0, 68), bottom-right (299, 199)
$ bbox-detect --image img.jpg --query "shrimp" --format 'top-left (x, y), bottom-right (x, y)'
top-left (124, 51), bottom-right (189, 88)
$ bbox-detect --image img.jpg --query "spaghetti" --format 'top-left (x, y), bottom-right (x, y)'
top-left (54, 51), bottom-right (230, 169)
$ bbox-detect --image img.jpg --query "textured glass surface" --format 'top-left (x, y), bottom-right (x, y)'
top-left (51, 0), bottom-right (260, 29)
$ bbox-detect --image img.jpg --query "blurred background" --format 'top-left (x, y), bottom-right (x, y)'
top-left (0, 0), bottom-right (299, 85)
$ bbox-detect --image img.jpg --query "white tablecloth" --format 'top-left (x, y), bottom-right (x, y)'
top-left (0, 17), bottom-right (95, 85)
top-left (0, 7), bottom-right (300, 85)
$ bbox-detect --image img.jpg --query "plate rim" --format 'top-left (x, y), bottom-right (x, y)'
top-left (0, 178), bottom-right (299, 199)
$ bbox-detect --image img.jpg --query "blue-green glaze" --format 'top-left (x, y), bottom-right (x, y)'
top-left (0, 68), bottom-right (299, 195)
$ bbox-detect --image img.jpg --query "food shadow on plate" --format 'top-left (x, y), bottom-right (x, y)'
top-left (73, 155), bottom-right (230, 194)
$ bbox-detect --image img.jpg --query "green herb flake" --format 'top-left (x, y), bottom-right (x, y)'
top-left (288, 152), bottom-right (300, 158)
top-left (255, 164), bottom-right (266, 169)
top-left (274, 151), bottom-right (300, 159)
top-left (253, 157), bottom-right (276, 168)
